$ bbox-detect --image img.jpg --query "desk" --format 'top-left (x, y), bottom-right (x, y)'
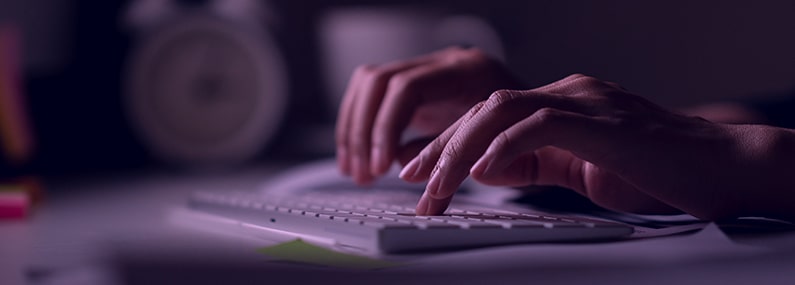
top-left (2, 166), bottom-right (795, 285)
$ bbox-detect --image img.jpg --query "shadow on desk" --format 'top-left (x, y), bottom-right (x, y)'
top-left (16, 168), bottom-right (795, 285)
top-left (26, 223), bottom-right (795, 285)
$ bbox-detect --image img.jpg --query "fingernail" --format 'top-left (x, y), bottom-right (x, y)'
top-left (415, 193), bottom-right (430, 215)
top-left (426, 170), bottom-right (442, 198)
top-left (470, 155), bottom-right (491, 179)
top-left (399, 157), bottom-right (420, 180)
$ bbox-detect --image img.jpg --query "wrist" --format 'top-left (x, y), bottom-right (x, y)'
top-left (725, 124), bottom-right (795, 220)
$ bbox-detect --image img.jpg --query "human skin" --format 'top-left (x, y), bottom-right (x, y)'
top-left (336, 48), bottom-right (795, 221)
top-left (335, 47), bottom-right (524, 185)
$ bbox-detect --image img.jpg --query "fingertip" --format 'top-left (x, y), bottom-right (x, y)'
top-left (351, 156), bottom-right (373, 185)
top-left (472, 149), bottom-right (507, 182)
top-left (426, 162), bottom-right (463, 200)
top-left (415, 193), bottom-right (430, 215)
top-left (398, 157), bottom-right (420, 181)
top-left (425, 171), bottom-right (443, 199)
top-left (470, 155), bottom-right (490, 180)
top-left (353, 171), bottom-right (374, 187)
top-left (424, 196), bottom-right (451, 216)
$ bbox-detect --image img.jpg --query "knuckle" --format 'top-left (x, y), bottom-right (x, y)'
top-left (487, 89), bottom-right (520, 107)
top-left (357, 65), bottom-right (393, 87)
top-left (574, 75), bottom-right (603, 89)
top-left (353, 64), bottom-right (376, 77)
top-left (459, 47), bottom-right (489, 60)
top-left (565, 73), bottom-right (587, 81)
top-left (443, 46), bottom-right (492, 65)
top-left (564, 73), bottom-right (598, 85)
top-left (387, 72), bottom-right (417, 93)
top-left (441, 140), bottom-right (466, 161)
top-left (444, 45), bottom-right (466, 53)
top-left (465, 101), bottom-right (487, 118)
top-left (534, 107), bottom-right (563, 123)
top-left (365, 69), bottom-right (389, 84)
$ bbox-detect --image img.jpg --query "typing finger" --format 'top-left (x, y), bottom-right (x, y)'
top-left (399, 102), bottom-right (483, 184)
top-left (426, 91), bottom-right (590, 201)
top-left (345, 59), bottom-right (432, 184)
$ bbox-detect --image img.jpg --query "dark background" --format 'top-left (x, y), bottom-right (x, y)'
top-left (2, 0), bottom-right (795, 178)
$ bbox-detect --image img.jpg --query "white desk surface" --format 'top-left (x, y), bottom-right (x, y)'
top-left (2, 165), bottom-right (795, 285)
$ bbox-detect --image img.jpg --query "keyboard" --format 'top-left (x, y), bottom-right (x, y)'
top-left (188, 189), bottom-right (634, 254)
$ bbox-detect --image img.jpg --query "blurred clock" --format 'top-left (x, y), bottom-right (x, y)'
top-left (125, 1), bottom-right (286, 167)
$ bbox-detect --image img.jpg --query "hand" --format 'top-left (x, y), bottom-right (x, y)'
top-left (401, 74), bottom-right (795, 220)
top-left (681, 102), bottom-right (767, 125)
top-left (336, 47), bottom-right (522, 185)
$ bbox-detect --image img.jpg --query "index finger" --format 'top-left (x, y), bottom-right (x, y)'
top-left (418, 91), bottom-right (590, 215)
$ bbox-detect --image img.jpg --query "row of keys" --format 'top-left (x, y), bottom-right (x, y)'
top-left (191, 192), bottom-right (602, 229)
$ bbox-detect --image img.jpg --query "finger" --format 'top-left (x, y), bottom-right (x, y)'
top-left (415, 191), bottom-right (454, 216)
top-left (399, 103), bottom-right (479, 183)
top-left (370, 63), bottom-right (448, 176)
top-left (470, 107), bottom-right (602, 184)
top-left (473, 146), bottom-right (679, 214)
top-left (472, 147), bottom-right (569, 187)
top-left (347, 59), bottom-right (432, 185)
top-left (414, 92), bottom-right (592, 216)
top-left (468, 107), bottom-right (680, 214)
top-left (427, 91), bottom-right (591, 201)
top-left (335, 66), bottom-right (365, 176)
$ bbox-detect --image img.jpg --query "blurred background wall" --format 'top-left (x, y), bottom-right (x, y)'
top-left (2, 0), bottom-right (795, 178)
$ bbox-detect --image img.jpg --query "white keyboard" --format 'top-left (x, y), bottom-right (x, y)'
top-left (189, 189), bottom-right (633, 253)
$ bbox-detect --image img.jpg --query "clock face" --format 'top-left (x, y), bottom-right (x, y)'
top-left (127, 17), bottom-right (286, 166)
top-left (148, 29), bottom-right (259, 144)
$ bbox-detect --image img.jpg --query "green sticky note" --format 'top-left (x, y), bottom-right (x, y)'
top-left (256, 239), bottom-right (402, 270)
